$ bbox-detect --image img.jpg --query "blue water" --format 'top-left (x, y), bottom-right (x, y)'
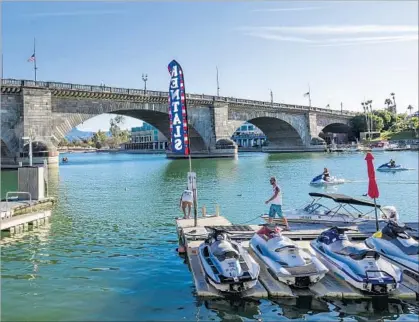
top-left (1, 151), bottom-right (418, 321)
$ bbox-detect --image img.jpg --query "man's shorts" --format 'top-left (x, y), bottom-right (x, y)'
top-left (268, 204), bottom-right (283, 218)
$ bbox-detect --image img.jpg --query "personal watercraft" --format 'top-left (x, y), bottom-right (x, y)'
top-left (310, 174), bottom-right (345, 186)
top-left (365, 221), bottom-right (419, 282)
top-left (198, 227), bottom-right (260, 293)
top-left (311, 226), bottom-right (402, 294)
top-left (250, 224), bottom-right (328, 288)
top-left (376, 163), bottom-right (409, 172)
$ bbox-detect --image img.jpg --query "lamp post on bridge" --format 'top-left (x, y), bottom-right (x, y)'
top-left (269, 89), bottom-right (273, 106)
top-left (142, 73), bottom-right (148, 94)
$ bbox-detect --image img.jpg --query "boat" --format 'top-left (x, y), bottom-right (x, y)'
top-left (376, 163), bottom-right (409, 172)
top-left (370, 141), bottom-right (398, 152)
top-left (310, 174), bottom-right (345, 186)
top-left (249, 224), bottom-right (328, 288)
top-left (262, 192), bottom-right (387, 225)
top-left (365, 221), bottom-right (419, 282)
top-left (311, 226), bottom-right (402, 294)
top-left (198, 227), bottom-right (260, 293)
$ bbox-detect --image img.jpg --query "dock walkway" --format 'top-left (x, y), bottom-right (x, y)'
top-left (176, 215), bottom-right (418, 300)
top-left (1, 198), bottom-right (55, 234)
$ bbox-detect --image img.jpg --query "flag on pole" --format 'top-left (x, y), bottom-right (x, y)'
top-left (168, 60), bottom-right (190, 156)
top-left (303, 91), bottom-right (310, 97)
top-left (27, 53), bottom-right (35, 62)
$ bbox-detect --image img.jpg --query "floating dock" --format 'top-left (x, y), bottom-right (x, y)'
top-left (176, 215), bottom-right (418, 300)
top-left (1, 198), bottom-right (55, 235)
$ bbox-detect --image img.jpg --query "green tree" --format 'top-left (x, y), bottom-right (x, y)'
top-left (58, 137), bottom-right (69, 147)
top-left (350, 114), bottom-right (368, 137)
top-left (92, 130), bottom-right (108, 148)
top-left (373, 110), bottom-right (392, 131)
top-left (384, 98), bottom-right (392, 111)
top-left (109, 115), bottom-right (129, 147)
top-left (407, 105), bottom-right (414, 115)
top-left (370, 114), bottom-right (384, 132)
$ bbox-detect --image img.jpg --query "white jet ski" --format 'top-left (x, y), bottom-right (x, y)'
top-left (365, 221), bottom-right (419, 282)
top-left (198, 227), bottom-right (260, 293)
top-left (310, 174), bottom-right (345, 186)
top-left (311, 226), bottom-right (402, 294)
top-left (250, 224), bottom-right (328, 288)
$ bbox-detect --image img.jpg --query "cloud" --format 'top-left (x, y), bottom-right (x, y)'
top-left (244, 33), bottom-right (314, 43)
top-left (252, 7), bottom-right (323, 12)
top-left (241, 24), bottom-right (419, 47)
top-left (20, 10), bottom-right (126, 18)
top-left (246, 32), bottom-right (418, 47)
top-left (311, 35), bottom-right (419, 47)
top-left (240, 25), bottom-right (419, 35)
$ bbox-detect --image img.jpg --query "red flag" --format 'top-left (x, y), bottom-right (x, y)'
top-left (365, 152), bottom-right (379, 198)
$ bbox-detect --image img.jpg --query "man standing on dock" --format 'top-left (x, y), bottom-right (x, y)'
top-left (179, 188), bottom-right (193, 219)
top-left (265, 177), bottom-right (290, 230)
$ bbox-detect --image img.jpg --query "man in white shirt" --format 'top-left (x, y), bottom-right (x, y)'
top-left (265, 177), bottom-right (289, 230)
top-left (180, 188), bottom-right (193, 219)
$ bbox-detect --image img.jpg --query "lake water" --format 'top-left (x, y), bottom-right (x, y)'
top-left (1, 151), bottom-right (418, 321)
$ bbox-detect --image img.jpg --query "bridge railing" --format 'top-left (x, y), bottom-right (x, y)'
top-left (1, 79), bottom-right (356, 116)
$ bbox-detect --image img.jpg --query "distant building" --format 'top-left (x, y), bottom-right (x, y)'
top-left (231, 122), bottom-right (267, 147)
top-left (121, 123), bottom-right (168, 151)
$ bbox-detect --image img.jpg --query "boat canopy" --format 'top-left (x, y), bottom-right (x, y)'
top-left (308, 192), bottom-right (381, 208)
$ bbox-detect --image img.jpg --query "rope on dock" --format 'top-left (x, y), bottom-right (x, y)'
top-left (239, 214), bottom-right (265, 225)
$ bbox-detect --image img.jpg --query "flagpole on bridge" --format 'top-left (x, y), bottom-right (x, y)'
top-left (33, 38), bottom-right (38, 82)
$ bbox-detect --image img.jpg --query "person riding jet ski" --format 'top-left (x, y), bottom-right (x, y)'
top-left (389, 159), bottom-right (396, 168)
top-left (323, 168), bottom-right (330, 181)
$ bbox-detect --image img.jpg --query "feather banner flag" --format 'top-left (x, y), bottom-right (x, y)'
top-left (167, 60), bottom-right (190, 155)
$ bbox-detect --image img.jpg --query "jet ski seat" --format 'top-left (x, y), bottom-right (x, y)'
top-left (211, 241), bottom-right (239, 260)
top-left (330, 240), bottom-right (379, 260)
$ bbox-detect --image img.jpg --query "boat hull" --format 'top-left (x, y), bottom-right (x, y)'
top-left (261, 209), bottom-right (383, 225)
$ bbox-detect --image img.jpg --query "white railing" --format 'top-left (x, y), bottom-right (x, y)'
top-left (1, 78), bottom-right (356, 116)
top-left (1, 191), bottom-right (33, 220)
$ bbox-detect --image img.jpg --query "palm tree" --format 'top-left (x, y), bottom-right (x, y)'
top-left (407, 105), bottom-right (414, 115)
top-left (385, 98), bottom-right (392, 111)
top-left (390, 92), bottom-right (396, 113)
top-left (361, 102), bottom-right (369, 133)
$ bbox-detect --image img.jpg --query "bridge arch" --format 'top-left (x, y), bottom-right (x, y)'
top-left (1, 139), bottom-right (12, 157)
top-left (249, 117), bottom-right (303, 147)
top-left (51, 109), bottom-right (207, 152)
top-left (319, 122), bottom-right (352, 144)
top-left (227, 109), bottom-right (309, 147)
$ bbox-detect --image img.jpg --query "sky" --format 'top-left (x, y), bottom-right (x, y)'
top-left (2, 1), bottom-right (418, 132)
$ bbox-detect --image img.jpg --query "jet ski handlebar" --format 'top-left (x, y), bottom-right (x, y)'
top-left (332, 226), bottom-right (357, 232)
top-left (387, 221), bottom-right (417, 232)
top-left (207, 227), bottom-right (232, 234)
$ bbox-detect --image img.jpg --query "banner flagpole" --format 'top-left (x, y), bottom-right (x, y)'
top-left (168, 60), bottom-right (197, 226)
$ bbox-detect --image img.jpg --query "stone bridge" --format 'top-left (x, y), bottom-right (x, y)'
top-left (1, 79), bottom-right (355, 163)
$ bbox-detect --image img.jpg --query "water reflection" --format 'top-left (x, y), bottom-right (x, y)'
top-left (198, 297), bottom-right (419, 321)
top-left (202, 298), bottom-right (261, 320)
top-left (329, 298), bottom-right (419, 321)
